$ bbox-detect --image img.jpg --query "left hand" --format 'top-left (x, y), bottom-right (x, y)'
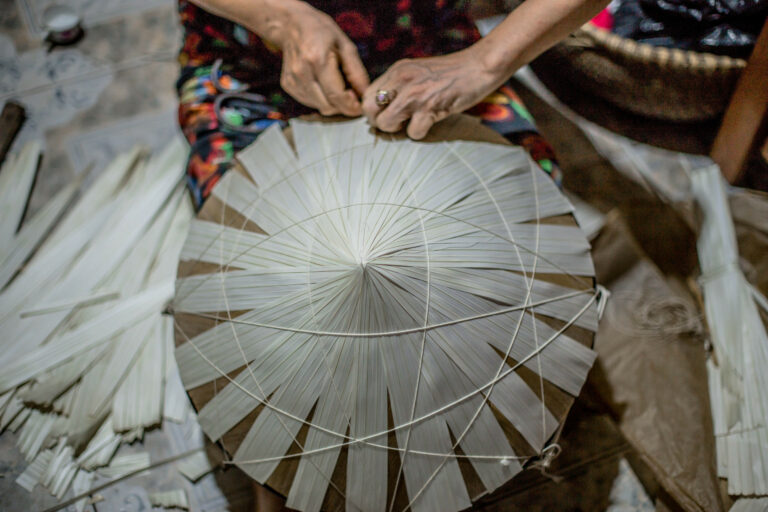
top-left (362, 47), bottom-right (502, 139)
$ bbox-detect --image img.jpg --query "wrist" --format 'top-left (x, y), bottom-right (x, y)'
top-left (468, 38), bottom-right (518, 89)
top-left (243, 0), bottom-right (304, 45)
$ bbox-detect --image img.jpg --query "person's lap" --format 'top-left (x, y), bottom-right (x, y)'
top-left (176, 0), bottom-right (562, 208)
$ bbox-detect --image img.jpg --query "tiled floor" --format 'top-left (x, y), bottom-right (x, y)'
top-left (0, 4), bottom-right (249, 510)
top-left (0, 2), bottom-right (666, 510)
top-left (0, 1), bottom-right (182, 217)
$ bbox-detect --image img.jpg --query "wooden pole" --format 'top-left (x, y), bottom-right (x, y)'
top-left (710, 21), bottom-right (768, 183)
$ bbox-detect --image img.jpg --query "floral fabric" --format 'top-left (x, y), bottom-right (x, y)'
top-left (177, 0), bottom-right (563, 207)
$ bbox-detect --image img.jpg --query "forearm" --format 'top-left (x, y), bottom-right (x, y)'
top-left (476, 0), bottom-right (609, 80)
top-left (187, 0), bottom-right (302, 43)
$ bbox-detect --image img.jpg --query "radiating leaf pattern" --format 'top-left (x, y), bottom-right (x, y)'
top-left (174, 118), bottom-right (599, 512)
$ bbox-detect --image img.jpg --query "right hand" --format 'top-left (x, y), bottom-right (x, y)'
top-left (261, 1), bottom-right (370, 116)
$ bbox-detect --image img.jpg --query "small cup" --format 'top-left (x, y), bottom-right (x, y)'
top-left (42, 4), bottom-right (84, 47)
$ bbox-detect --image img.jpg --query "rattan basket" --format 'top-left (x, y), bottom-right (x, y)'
top-left (530, 24), bottom-right (747, 122)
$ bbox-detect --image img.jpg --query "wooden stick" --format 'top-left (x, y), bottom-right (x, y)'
top-left (710, 20), bottom-right (768, 183)
top-left (38, 448), bottom-right (204, 512)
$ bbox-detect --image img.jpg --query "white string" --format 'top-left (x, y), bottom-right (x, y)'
top-left (214, 164), bottom-right (359, 509)
top-left (381, 133), bottom-right (434, 512)
top-left (173, 199), bottom-right (588, 310)
top-left (174, 121), bottom-right (599, 510)
top-left (402, 152), bottom-right (545, 510)
top-left (176, 288), bottom-right (592, 337)
top-left (182, 288), bottom-right (597, 464)
top-left (749, 283), bottom-right (768, 314)
top-left (174, 276), bottom-right (598, 462)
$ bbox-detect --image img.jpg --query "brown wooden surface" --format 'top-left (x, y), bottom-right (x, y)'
top-left (175, 114), bottom-right (596, 511)
top-left (710, 20), bottom-right (768, 183)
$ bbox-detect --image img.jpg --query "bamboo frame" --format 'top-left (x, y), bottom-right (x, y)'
top-left (175, 115), bottom-right (599, 512)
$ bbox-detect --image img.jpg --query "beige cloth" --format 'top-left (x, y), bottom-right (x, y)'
top-left (590, 212), bottom-right (725, 512)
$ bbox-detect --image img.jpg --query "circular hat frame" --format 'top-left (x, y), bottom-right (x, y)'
top-left (173, 115), bottom-right (599, 512)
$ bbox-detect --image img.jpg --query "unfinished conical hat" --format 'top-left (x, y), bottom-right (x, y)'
top-left (173, 115), bottom-right (599, 512)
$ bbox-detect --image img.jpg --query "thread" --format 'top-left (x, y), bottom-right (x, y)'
top-left (175, 121), bottom-right (599, 511)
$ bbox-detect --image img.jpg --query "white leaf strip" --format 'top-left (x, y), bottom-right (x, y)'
top-left (0, 282), bottom-right (174, 393)
top-left (691, 164), bottom-right (768, 495)
top-left (149, 489), bottom-right (190, 510)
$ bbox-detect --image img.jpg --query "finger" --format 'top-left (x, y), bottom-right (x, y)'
top-left (308, 81), bottom-right (339, 116)
top-left (338, 39), bottom-right (370, 96)
top-left (407, 110), bottom-right (440, 140)
top-left (362, 80), bottom-right (384, 123)
top-left (362, 73), bottom-right (394, 124)
top-left (285, 74), bottom-right (338, 115)
top-left (282, 54), bottom-right (337, 115)
top-left (315, 53), bottom-right (361, 116)
top-left (374, 93), bottom-right (413, 133)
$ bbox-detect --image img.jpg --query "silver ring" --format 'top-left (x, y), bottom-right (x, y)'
top-left (375, 89), bottom-right (396, 107)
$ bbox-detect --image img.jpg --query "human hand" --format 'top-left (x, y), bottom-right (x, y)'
top-left (262, 1), bottom-right (370, 116)
top-left (362, 46), bottom-right (503, 139)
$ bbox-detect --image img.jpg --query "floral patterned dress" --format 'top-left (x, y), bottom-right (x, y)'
top-left (177, 0), bottom-right (562, 207)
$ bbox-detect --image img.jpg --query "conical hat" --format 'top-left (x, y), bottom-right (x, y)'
top-left (173, 115), bottom-right (599, 512)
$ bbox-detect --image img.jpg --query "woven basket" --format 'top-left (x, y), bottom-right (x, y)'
top-left (530, 24), bottom-right (747, 122)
